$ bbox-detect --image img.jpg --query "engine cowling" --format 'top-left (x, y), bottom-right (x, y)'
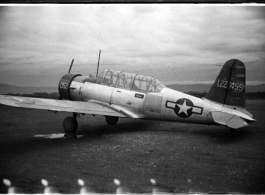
top-left (58, 74), bottom-right (82, 100)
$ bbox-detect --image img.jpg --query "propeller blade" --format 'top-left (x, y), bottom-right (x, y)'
top-left (96, 50), bottom-right (101, 77)
top-left (68, 59), bottom-right (74, 74)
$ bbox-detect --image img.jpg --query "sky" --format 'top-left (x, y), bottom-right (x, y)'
top-left (0, 5), bottom-right (265, 87)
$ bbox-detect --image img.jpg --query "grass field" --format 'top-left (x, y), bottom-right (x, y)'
top-left (0, 100), bottom-right (265, 193)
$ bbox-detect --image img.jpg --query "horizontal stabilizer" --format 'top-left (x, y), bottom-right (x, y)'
top-left (226, 115), bottom-right (248, 129)
top-left (211, 111), bottom-right (250, 129)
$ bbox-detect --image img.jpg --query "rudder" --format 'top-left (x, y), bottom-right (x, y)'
top-left (206, 59), bottom-right (246, 108)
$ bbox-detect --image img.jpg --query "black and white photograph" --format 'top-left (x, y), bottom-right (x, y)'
top-left (0, 5), bottom-right (265, 194)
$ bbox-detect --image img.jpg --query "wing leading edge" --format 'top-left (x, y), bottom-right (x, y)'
top-left (0, 95), bottom-right (142, 118)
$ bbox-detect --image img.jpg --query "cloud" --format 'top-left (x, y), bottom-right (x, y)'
top-left (0, 5), bottom-right (264, 87)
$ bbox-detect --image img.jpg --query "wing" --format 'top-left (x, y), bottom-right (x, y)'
top-left (0, 95), bottom-right (144, 118)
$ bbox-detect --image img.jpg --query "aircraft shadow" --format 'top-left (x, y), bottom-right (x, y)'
top-left (76, 120), bottom-right (154, 137)
top-left (208, 127), bottom-right (255, 144)
top-left (0, 120), bottom-right (255, 159)
top-left (182, 125), bottom-right (255, 144)
top-left (75, 119), bottom-right (254, 144)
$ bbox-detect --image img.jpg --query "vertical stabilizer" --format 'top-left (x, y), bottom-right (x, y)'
top-left (206, 59), bottom-right (246, 108)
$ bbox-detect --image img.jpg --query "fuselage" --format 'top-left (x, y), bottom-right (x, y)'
top-left (62, 69), bottom-right (219, 126)
top-left (58, 68), bottom-right (254, 129)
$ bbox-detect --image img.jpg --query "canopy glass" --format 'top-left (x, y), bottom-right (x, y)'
top-left (97, 69), bottom-right (166, 93)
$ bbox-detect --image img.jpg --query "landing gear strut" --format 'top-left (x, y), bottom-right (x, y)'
top-left (63, 113), bottom-right (78, 133)
top-left (105, 116), bottom-right (119, 125)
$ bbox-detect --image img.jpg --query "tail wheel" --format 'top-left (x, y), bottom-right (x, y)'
top-left (63, 116), bottom-right (78, 133)
top-left (105, 116), bottom-right (119, 125)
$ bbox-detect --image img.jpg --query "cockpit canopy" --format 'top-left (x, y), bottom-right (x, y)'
top-left (96, 69), bottom-right (166, 93)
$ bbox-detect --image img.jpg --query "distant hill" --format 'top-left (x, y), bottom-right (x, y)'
top-left (0, 83), bottom-right (57, 94)
top-left (0, 83), bottom-right (264, 95)
top-left (166, 84), bottom-right (265, 93)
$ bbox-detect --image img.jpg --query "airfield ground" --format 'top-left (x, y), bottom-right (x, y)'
top-left (0, 100), bottom-right (265, 194)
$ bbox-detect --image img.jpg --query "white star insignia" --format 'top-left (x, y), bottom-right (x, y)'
top-left (176, 100), bottom-right (192, 116)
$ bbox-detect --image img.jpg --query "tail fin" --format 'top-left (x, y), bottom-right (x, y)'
top-left (206, 59), bottom-right (246, 108)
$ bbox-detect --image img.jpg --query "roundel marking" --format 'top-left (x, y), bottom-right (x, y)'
top-left (174, 98), bottom-right (193, 118)
top-left (166, 98), bottom-right (203, 118)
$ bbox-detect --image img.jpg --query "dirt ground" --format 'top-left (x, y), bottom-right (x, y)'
top-left (0, 100), bottom-right (265, 194)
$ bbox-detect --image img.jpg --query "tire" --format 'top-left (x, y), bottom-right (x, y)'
top-left (63, 116), bottom-right (78, 133)
top-left (105, 116), bottom-right (119, 125)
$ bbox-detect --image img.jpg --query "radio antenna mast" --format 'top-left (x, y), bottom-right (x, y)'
top-left (96, 50), bottom-right (101, 77)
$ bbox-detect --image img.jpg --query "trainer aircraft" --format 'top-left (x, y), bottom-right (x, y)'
top-left (0, 59), bottom-right (255, 133)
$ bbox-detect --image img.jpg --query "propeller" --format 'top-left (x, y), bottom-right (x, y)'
top-left (96, 50), bottom-right (101, 77)
top-left (68, 59), bottom-right (74, 74)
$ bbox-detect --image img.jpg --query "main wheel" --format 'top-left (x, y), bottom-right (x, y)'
top-left (63, 116), bottom-right (78, 133)
top-left (105, 116), bottom-right (119, 125)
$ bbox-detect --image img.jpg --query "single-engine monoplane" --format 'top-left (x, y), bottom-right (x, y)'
top-left (0, 58), bottom-right (255, 133)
